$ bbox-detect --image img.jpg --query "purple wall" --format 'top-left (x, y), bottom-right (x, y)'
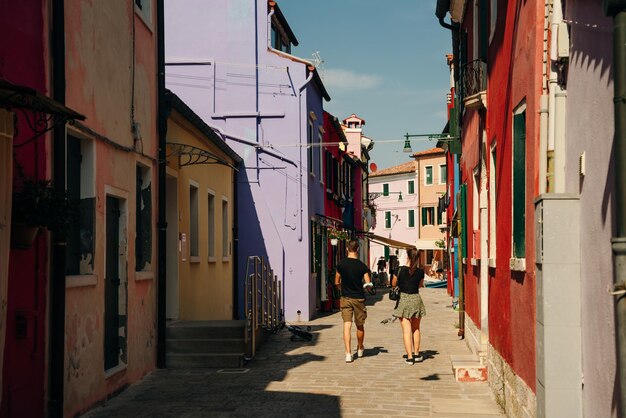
top-left (564, 2), bottom-right (617, 416)
top-left (165, 0), bottom-right (327, 321)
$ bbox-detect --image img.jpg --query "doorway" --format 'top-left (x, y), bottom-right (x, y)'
top-left (165, 175), bottom-right (179, 319)
top-left (104, 195), bottom-right (127, 371)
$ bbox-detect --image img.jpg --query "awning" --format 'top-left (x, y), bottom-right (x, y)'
top-left (414, 240), bottom-right (441, 250)
top-left (367, 234), bottom-right (416, 250)
top-left (0, 78), bottom-right (85, 120)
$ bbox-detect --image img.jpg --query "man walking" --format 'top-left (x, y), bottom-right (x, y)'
top-left (335, 239), bottom-right (373, 363)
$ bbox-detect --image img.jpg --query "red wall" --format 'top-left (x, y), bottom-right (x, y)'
top-left (461, 0), bottom-right (542, 392)
top-left (0, 1), bottom-right (50, 416)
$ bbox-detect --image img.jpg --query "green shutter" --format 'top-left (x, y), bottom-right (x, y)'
top-left (385, 211), bottom-right (391, 228)
top-left (513, 111), bottom-right (526, 258)
top-left (408, 181), bottom-right (414, 194)
top-left (421, 207), bottom-right (427, 226)
top-left (383, 183), bottom-right (389, 196)
top-left (460, 184), bottom-right (467, 258)
top-left (384, 245), bottom-right (389, 259)
top-left (408, 210), bottom-right (415, 227)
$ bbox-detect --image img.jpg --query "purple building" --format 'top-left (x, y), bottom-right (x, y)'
top-left (165, 0), bottom-right (329, 321)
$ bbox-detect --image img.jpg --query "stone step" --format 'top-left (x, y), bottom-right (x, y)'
top-left (166, 353), bottom-right (245, 369)
top-left (452, 360), bottom-right (488, 382)
top-left (166, 338), bottom-right (245, 354)
top-left (166, 320), bottom-right (246, 340)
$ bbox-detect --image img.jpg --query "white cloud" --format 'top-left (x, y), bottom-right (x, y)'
top-left (322, 68), bottom-right (382, 91)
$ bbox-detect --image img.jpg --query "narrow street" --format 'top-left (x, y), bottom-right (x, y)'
top-left (81, 288), bottom-right (503, 418)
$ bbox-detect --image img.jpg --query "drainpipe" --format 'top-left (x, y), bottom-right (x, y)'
top-left (156, 0), bottom-right (167, 369)
top-left (49, 0), bottom-right (66, 416)
top-left (548, 0), bottom-right (567, 193)
top-left (606, 1), bottom-right (626, 416)
top-left (297, 69), bottom-right (314, 242)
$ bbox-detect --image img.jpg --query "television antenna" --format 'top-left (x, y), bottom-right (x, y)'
top-left (311, 51), bottom-right (325, 79)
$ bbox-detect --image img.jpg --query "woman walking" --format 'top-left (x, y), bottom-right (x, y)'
top-left (391, 248), bottom-right (426, 365)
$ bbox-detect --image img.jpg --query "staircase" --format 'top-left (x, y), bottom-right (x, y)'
top-left (166, 320), bottom-right (246, 368)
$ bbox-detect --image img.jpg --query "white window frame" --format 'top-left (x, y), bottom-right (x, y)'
top-left (439, 164), bottom-right (447, 184)
top-left (189, 180), bottom-right (200, 262)
top-left (407, 179), bottom-right (415, 195)
top-left (134, 0), bottom-right (153, 31)
top-left (207, 188), bottom-right (216, 262)
top-left (407, 209), bottom-right (415, 229)
top-left (489, 143), bottom-right (497, 264)
top-left (221, 196), bottom-right (230, 261)
top-left (424, 165), bottom-right (433, 186)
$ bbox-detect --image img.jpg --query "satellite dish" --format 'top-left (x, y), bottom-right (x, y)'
top-left (370, 162), bottom-right (377, 172)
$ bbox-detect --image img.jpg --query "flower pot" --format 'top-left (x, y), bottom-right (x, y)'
top-left (10, 223), bottom-right (40, 249)
top-left (330, 238), bottom-right (338, 246)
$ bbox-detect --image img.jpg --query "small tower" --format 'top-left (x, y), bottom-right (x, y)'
top-left (342, 114), bottom-right (365, 158)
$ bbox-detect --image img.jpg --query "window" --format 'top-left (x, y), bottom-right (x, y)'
top-left (439, 165), bottom-right (447, 184)
top-left (271, 23), bottom-right (291, 53)
top-left (318, 130), bottom-right (323, 183)
top-left (473, 167), bottom-right (480, 228)
top-left (425, 166), bottom-right (433, 185)
top-left (189, 183), bottom-right (199, 258)
top-left (489, 144), bottom-right (497, 259)
top-left (426, 250), bottom-right (434, 265)
top-left (384, 211), bottom-right (392, 229)
top-left (421, 207), bottom-right (435, 226)
top-left (408, 209), bottom-right (415, 228)
top-left (134, 0), bottom-right (152, 27)
top-left (66, 135), bottom-right (95, 275)
top-left (407, 180), bottom-right (415, 195)
top-left (207, 190), bottom-right (215, 259)
top-left (135, 165), bottom-right (152, 271)
top-left (383, 183), bottom-right (389, 196)
top-left (308, 122), bottom-right (314, 175)
top-left (325, 151), bottom-right (333, 191)
top-left (512, 105), bottom-right (526, 258)
top-left (384, 245), bottom-right (390, 259)
top-left (222, 198), bottom-right (229, 259)
top-left (490, 0), bottom-right (498, 44)
top-left (437, 209), bottom-right (443, 225)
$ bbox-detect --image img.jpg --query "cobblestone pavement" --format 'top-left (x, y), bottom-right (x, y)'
top-left (81, 288), bottom-right (505, 418)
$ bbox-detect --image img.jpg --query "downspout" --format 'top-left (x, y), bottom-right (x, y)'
top-left (297, 69), bottom-right (314, 242)
top-left (539, 1), bottom-right (550, 195)
top-left (548, 0), bottom-right (567, 193)
top-left (50, 0), bottom-right (66, 416)
top-left (606, 1), bottom-right (626, 416)
top-left (156, 0), bottom-right (167, 369)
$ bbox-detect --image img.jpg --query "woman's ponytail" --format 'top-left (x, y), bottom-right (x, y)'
top-left (407, 248), bottom-right (421, 275)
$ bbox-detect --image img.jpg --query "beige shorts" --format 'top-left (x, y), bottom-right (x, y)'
top-left (340, 297), bottom-right (367, 326)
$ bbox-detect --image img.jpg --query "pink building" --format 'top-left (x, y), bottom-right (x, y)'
top-left (368, 148), bottom-right (446, 273)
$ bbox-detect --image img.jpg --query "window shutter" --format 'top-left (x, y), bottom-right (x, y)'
top-left (480, 0), bottom-right (489, 61)
top-left (383, 184), bottom-right (389, 196)
top-left (513, 111), bottom-right (526, 258)
top-left (461, 184), bottom-right (467, 258)
top-left (408, 210), bottom-right (415, 227)
top-left (421, 207), bottom-right (427, 226)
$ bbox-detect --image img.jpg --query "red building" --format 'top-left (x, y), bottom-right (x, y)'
top-left (437, 0), bottom-right (543, 415)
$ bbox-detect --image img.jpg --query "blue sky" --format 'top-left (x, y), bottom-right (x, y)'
top-left (279, 0), bottom-right (452, 170)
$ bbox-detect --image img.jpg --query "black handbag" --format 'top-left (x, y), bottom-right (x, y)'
top-left (389, 286), bottom-right (400, 301)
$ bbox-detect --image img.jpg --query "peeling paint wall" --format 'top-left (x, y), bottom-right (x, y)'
top-left (63, 1), bottom-right (158, 416)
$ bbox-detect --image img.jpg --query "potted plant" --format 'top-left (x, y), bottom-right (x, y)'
top-left (328, 228), bottom-right (348, 246)
top-left (11, 176), bottom-right (76, 248)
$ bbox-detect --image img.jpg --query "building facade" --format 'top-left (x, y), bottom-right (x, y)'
top-left (165, 0), bottom-right (330, 321)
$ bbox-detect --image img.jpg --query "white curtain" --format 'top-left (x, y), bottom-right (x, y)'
top-left (0, 108), bottom-right (14, 398)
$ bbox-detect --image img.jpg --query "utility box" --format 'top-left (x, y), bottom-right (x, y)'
top-left (535, 194), bottom-right (582, 418)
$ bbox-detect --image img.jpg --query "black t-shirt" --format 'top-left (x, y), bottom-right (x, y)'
top-left (396, 266), bottom-right (425, 294)
top-left (336, 257), bottom-right (370, 299)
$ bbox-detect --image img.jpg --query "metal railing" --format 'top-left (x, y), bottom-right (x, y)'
top-left (461, 59), bottom-right (487, 98)
top-left (244, 256), bottom-right (282, 358)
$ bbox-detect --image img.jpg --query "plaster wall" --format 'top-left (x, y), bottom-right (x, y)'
top-left (563, 3), bottom-right (617, 416)
top-left (167, 112), bottom-right (236, 320)
top-left (417, 153), bottom-right (446, 240)
top-left (165, 0), bottom-right (324, 321)
top-left (63, 1), bottom-right (158, 416)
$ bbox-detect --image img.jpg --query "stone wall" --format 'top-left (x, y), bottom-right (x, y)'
top-left (487, 345), bottom-right (536, 418)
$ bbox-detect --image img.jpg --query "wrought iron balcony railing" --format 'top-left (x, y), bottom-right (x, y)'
top-left (461, 59), bottom-right (487, 98)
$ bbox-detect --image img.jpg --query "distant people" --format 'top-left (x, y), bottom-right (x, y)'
top-left (335, 240), bottom-right (373, 363)
top-left (430, 259), bottom-right (439, 278)
top-left (391, 248), bottom-right (426, 365)
top-left (376, 256), bottom-right (387, 287)
top-left (377, 256), bottom-right (387, 274)
top-left (389, 251), bottom-right (400, 286)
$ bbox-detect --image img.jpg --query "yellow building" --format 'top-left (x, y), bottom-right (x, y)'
top-left (165, 91), bottom-right (241, 320)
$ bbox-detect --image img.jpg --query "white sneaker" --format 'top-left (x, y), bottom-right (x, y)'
top-left (345, 353), bottom-right (353, 363)
top-left (357, 348), bottom-right (364, 358)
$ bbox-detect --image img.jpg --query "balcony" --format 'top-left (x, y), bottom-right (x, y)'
top-left (462, 59), bottom-right (487, 110)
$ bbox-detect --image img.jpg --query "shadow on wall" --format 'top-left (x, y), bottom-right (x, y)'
top-left (236, 168), bottom-right (272, 320)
